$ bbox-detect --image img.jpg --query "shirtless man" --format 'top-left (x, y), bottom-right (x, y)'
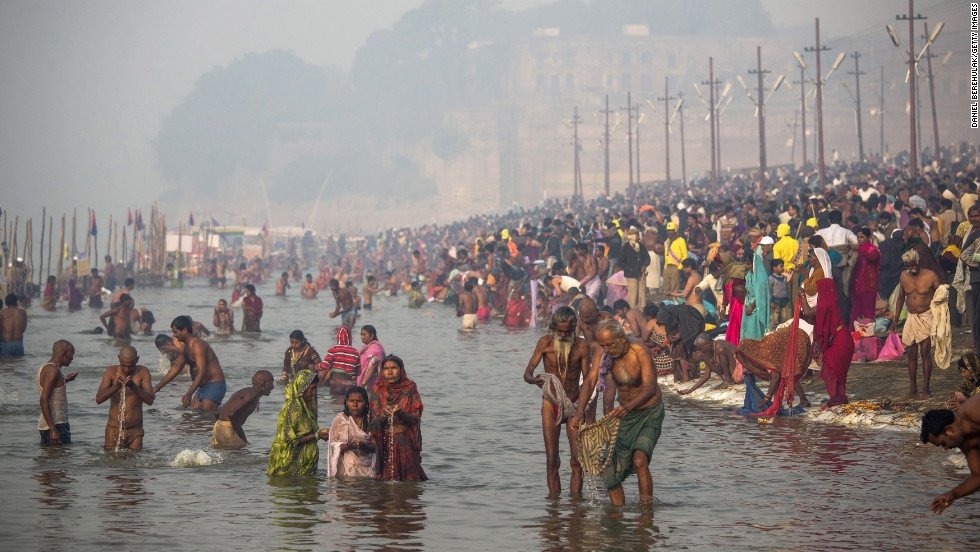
top-left (894, 249), bottom-right (943, 399)
top-left (457, 280), bottom-right (478, 330)
top-left (216, 259), bottom-right (228, 289)
top-left (99, 294), bottom-right (135, 339)
top-left (363, 275), bottom-right (380, 309)
top-left (571, 319), bottom-right (664, 506)
top-left (301, 274), bottom-right (318, 299)
top-left (678, 333), bottom-right (736, 394)
top-left (613, 299), bottom-right (649, 341)
top-left (110, 278), bottom-right (135, 308)
top-left (667, 259), bottom-right (704, 314)
top-left (411, 250), bottom-right (427, 283)
top-left (0, 294), bottom-right (28, 356)
top-left (523, 307), bottom-right (590, 497)
top-left (96, 345), bottom-right (155, 450)
top-left (469, 276), bottom-right (490, 321)
top-left (211, 370), bottom-right (274, 449)
top-left (329, 278), bottom-right (356, 328)
top-left (276, 272), bottom-right (291, 296)
top-left (88, 268), bottom-right (105, 308)
top-left (154, 315), bottom-right (227, 409)
top-left (213, 299), bottom-right (235, 335)
top-left (921, 395), bottom-right (980, 514)
top-left (570, 243), bottom-right (600, 301)
top-left (38, 340), bottom-right (78, 445)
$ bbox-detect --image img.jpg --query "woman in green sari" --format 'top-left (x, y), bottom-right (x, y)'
top-left (267, 370), bottom-right (328, 476)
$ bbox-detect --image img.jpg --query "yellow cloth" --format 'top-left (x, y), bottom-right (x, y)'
top-left (773, 236), bottom-right (800, 271)
top-left (777, 224), bottom-right (790, 237)
top-left (931, 284), bottom-right (951, 370)
top-left (211, 420), bottom-right (248, 449)
top-left (665, 237), bottom-right (687, 267)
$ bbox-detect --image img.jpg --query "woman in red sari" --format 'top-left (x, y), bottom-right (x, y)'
top-left (802, 278), bottom-right (854, 407)
top-left (849, 227), bottom-right (881, 326)
top-left (370, 354), bottom-right (427, 481)
top-left (724, 278), bottom-right (746, 345)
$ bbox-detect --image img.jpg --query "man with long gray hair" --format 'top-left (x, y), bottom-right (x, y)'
top-left (523, 306), bottom-right (590, 497)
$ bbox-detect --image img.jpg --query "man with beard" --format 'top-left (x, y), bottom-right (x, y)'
top-left (523, 306), bottom-right (590, 497)
top-left (571, 319), bottom-right (663, 506)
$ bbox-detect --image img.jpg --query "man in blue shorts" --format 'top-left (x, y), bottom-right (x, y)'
top-left (0, 293), bottom-right (28, 356)
top-left (153, 315), bottom-right (226, 410)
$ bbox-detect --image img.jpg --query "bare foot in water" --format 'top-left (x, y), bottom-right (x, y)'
top-left (920, 391), bottom-right (932, 400)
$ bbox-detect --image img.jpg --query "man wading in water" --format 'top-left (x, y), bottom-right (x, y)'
top-left (523, 306), bottom-right (590, 497)
top-left (96, 346), bottom-right (154, 451)
top-left (572, 319), bottom-right (664, 506)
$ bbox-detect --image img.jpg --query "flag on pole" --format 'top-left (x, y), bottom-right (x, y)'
top-left (127, 208), bottom-right (133, 226)
top-left (262, 223), bottom-right (268, 236)
top-left (137, 210), bottom-right (144, 231)
top-left (90, 211), bottom-right (98, 236)
top-left (211, 217), bottom-right (220, 227)
top-left (189, 212), bottom-right (195, 226)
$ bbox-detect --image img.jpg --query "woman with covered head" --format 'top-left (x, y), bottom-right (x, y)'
top-left (740, 246), bottom-right (770, 342)
top-left (327, 386), bottom-right (377, 478)
top-left (948, 354), bottom-right (980, 411)
top-left (849, 227), bottom-right (881, 326)
top-left (281, 330), bottom-right (322, 384)
top-left (802, 247), bottom-right (833, 308)
top-left (369, 355), bottom-right (427, 481)
top-left (801, 278), bottom-right (854, 407)
top-left (267, 370), bottom-right (329, 476)
top-left (319, 326), bottom-right (361, 395)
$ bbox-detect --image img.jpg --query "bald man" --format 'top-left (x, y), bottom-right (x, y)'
top-left (96, 345), bottom-right (155, 450)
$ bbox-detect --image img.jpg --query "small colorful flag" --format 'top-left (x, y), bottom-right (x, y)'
top-left (137, 210), bottom-right (144, 231)
top-left (189, 212), bottom-right (195, 226)
top-left (90, 211), bottom-right (98, 236)
top-left (211, 217), bottom-right (220, 227)
top-left (127, 207), bottom-right (133, 226)
top-left (262, 223), bottom-right (268, 236)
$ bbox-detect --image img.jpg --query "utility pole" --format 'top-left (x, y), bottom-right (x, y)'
top-left (677, 92), bottom-right (687, 186)
top-left (848, 51), bottom-right (866, 162)
top-left (702, 58), bottom-right (719, 192)
top-left (622, 92), bottom-right (634, 200)
top-left (658, 77), bottom-right (676, 187)
top-left (878, 66), bottom-right (886, 157)
top-left (749, 45), bottom-right (771, 190)
top-left (896, 0), bottom-right (927, 180)
top-left (635, 109), bottom-right (641, 188)
top-left (572, 106), bottom-right (582, 197)
top-left (794, 65), bottom-right (808, 170)
top-left (602, 95), bottom-right (612, 196)
top-left (805, 18), bottom-right (831, 189)
top-left (923, 21), bottom-right (941, 169)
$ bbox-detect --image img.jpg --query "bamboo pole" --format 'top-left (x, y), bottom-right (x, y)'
top-left (105, 214), bottom-right (112, 263)
top-left (85, 208), bottom-right (91, 258)
top-left (25, 218), bottom-right (33, 286)
top-left (47, 216), bottom-right (53, 283)
top-left (11, 215), bottom-right (19, 262)
top-left (39, 207), bottom-right (46, 288)
top-left (93, 211), bottom-right (99, 270)
top-left (56, 215), bottom-right (65, 289)
top-left (71, 209), bottom-right (77, 262)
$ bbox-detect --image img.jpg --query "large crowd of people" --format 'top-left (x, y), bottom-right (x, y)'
top-left (15, 143), bottom-right (980, 510)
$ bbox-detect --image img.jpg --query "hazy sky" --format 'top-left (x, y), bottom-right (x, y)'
top-left (0, 0), bottom-right (956, 229)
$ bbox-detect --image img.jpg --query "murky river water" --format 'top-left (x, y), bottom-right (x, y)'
top-left (0, 280), bottom-right (976, 550)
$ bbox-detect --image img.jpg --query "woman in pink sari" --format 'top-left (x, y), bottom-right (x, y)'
top-left (724, 278), bottom-right (746, 345)
top-left (802, 278), bottom-right (854, 407)
top-left (849, 227), bottom-right (881, 327)
top-left (357, 325), bottom-right (386, 391)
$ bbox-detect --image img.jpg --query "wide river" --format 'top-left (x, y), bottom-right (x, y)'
top-left (0, 280), bottom-right (975, 550)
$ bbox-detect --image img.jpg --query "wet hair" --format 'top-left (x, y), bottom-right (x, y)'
top-left (464, 280), bottom-right (474, 291)
top-left (642, 304), bottom-right (659, 319)
top-left (329, 278), bottom-right (340, 287)
top-left (5, 293), bottom-right (17, 307)
top-left (124, 278), bottom-right (135, 288)
top-left (119, 293), bottom-right (132, 304)
top-left (343, 386), bottom-right (370, 417)
top-left (171, 315), bottom-right (193, 332)
top-left (549, 306), bottom-right (578, 332)
top-left (920, 409), bottom-right (955, 443)
top-left (289, 329), bottom-right (307, 343)
top-left (154, 334), bottom-right (172, 350)
top-left (693, 333), bottom-right (713, 348)
top-left (613, 299), bottom-right (631, 312)
top-left (281, 272), bottom-right (289, 277)
top-left (361, 324), bottom-right (378, 341)
top-left (597, 318), bottom-right (625, 339)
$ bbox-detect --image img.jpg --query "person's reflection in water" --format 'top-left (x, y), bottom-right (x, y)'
top-left (365, 482), bottom-right (427, 550)
top-left (101, 474), bottom-right (151, 535)
top-left (267, 476), bottom-right (325, 548)
top-left (32, 469), bottom-right (75, 510)
top-left (530, 498), bottom-right (662, 552)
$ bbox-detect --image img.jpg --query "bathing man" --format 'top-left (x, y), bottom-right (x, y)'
top-left (154, 315), bottom-right (227, 409)
top-left (96, 345), bottom-right (155, 450)
top-left (212, 370), bottom-right (274, 449)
